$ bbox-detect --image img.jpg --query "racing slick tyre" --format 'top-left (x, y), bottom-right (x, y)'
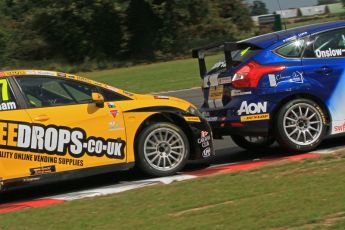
top-left (136, 122), bottom-right (190, 177)
top-left (231, 135), bottom-right (274, 151)
top-left (275, 98), bottom-right (326, 152)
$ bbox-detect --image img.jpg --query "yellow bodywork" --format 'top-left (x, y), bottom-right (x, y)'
top-left (0, 70), bottom-right (196, 182)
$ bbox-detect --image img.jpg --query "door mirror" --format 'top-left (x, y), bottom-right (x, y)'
top-left (92, 92), bottom-right (104, 108)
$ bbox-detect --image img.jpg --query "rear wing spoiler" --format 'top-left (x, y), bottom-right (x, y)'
top-left (192, 42), bottom-right (237, 78)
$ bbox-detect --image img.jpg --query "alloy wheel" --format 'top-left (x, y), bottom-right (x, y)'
top-left (143, 127), bottom-right (186, 171)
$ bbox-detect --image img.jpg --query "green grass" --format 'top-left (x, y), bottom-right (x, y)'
top-left (285, 13), bottom-right (345, 29)
top-left (328, 3), bottom-right (345, 14)
top-left (80, 55), bottom-right (222, 93)
top-left (2, 153), bottom-right (345, 229)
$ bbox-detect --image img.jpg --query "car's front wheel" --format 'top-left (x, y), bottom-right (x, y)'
top-left (136, 122), bottom-right (190, 177)
top-left (275, 98), bottom-right (326, 152)
top-left (231, 135), bottom-right (275, 151)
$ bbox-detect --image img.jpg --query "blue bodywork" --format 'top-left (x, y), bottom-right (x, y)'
top-left (199, 20), bottom-right (345, 138)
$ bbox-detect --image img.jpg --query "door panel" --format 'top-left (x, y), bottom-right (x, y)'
top-left (24, 103), bottom-right (127, 173)
top-left (14, 76), bottom-right (127, 174)
top-left (302, 28), bottom-right (345, 134)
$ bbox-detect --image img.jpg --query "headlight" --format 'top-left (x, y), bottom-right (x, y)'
top-left (186, 106), bottom-right (201, 116)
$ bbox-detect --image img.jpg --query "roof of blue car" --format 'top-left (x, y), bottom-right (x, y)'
top-left (241, 20), bottom-right (345, 48)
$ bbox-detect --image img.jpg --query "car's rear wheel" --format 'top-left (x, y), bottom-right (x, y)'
top-left (275, 98), bottom-right (326, 152)
top-left (231, 135), bottom-right (274, 151)
top-left (136, 122), bottom-right (190, 177)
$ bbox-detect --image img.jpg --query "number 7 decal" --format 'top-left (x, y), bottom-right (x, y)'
top-left (0, 79), bottom-right (9, 101)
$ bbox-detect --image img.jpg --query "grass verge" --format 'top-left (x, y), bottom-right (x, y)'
top-left (81, 55), bottom-right (222, 93)
top-left (284, 13), bottom-right (345, 29)
top-left (2, 152), bottom-right (345, 229)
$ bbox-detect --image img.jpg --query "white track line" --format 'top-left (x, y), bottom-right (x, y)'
top-left (45, 174), bottom-right (196, 201)
top-left (317, 146), bottom-right (345, 154)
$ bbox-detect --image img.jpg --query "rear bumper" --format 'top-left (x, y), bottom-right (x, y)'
top-left (209, 120), bottom-right (270, 138)
top-left (200, 89), bottom-right (278, 138)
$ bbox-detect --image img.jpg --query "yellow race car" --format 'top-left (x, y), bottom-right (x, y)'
top-left (0, 70), bottom-right (213, 191)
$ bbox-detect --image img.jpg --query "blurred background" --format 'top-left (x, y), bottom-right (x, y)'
top-left (0, 0), bottom-right (343, 73)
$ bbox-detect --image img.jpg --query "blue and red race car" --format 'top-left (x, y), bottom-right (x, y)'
top-left (193, 20), bottom-right (345, 152)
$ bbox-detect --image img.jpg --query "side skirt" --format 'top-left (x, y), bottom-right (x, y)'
top-left (1, 162), bottom-right (135, 192)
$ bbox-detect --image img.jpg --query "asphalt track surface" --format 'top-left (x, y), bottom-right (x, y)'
top-left (2, 88), bottom-right (345, 204)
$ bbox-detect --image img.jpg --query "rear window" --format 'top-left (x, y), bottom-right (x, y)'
top-left (207, 44), bottom-right (261, 75)
top-left (231, 44), bottom-right (261, 66)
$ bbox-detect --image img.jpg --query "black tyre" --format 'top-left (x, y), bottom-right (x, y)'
top-left (136, 122), bottom-right (190, 177)
top-left (275, 98), bottom-right (326, 152)
top-left (231, 135), bottom-right (274, 151)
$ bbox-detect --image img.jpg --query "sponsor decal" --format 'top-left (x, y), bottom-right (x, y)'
top-left (0, 120), bottom-right (125, 159)
top-left (2, 70), bottom-right (27, 76)
top-left (202, 147), bottom-right (211, 158)
top-left (288, 71), bottom-right (304, 83)
top-left (205, 117), bottom-right (218, 122)
top-left (0, 150), bottom-right (84, 166)
top-left (283, 35), bottom-right (306, 44)
top-left (198, 132), bottom-right (211, 148)
top-left (315, 48), bottom-right (345, 58)
top-left (240, 47), bottom-right (251, 56)
top-left (72, 76), bottom-right (102, 87)
top-left (218, 77), bottom-right (232, 85)
top-left (106, 85), bottom-right (121, 93)
top-left (240, 113), bottom-right (270, 122)
top-left (123, 91), bottom-right (134, 97)
top-left (201, 131), bottom-right (208, 138)
top-left (209, 85), bottom-right (223, 100)
top-left (298, 32), bottom-right (307, 37)
top-left (107, 102), bottom-right (116, 108)
top-left (108, 121), bottom-right (122, 131)
top-left (211, 60), bottom-right (226, 70)
top-left (184, 116), bottom-right (201, 123)
top-left (0, 102), bottom-right (16, 111)
top-left (154, 95), bottom-right (169, 99)
top-left (0, 79), bottom-right (9, 101)
top-left (283, 36), bottom-right (297, 43)
top-left (23, 177), bottom-right (40, 182)
top-left (237, 101), bottom-right (267, 115)
top-left (30, 165), bottom-right (56, 175)
top-left (57, 72), bottom-right (66, 77)
top-left (231, 90), bottom-right (252, 97)
top-left (268, 74), bottom-right (277, 87)
top-left (269, 71), bottom-right (304, 87)
top-left (26, 70), bottom-right (57, 76)
top-left (283, 34), bottom-right (305, 42)
top-left (109, 110), bottom-right (119, 118)
top-left (333, 122), bottom-right (345, 134)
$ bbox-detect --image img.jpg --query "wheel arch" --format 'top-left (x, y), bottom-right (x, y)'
top-left (133, 112), bottom-right (196, 160)
top-left (269, 93), bottom-right (331, 135)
